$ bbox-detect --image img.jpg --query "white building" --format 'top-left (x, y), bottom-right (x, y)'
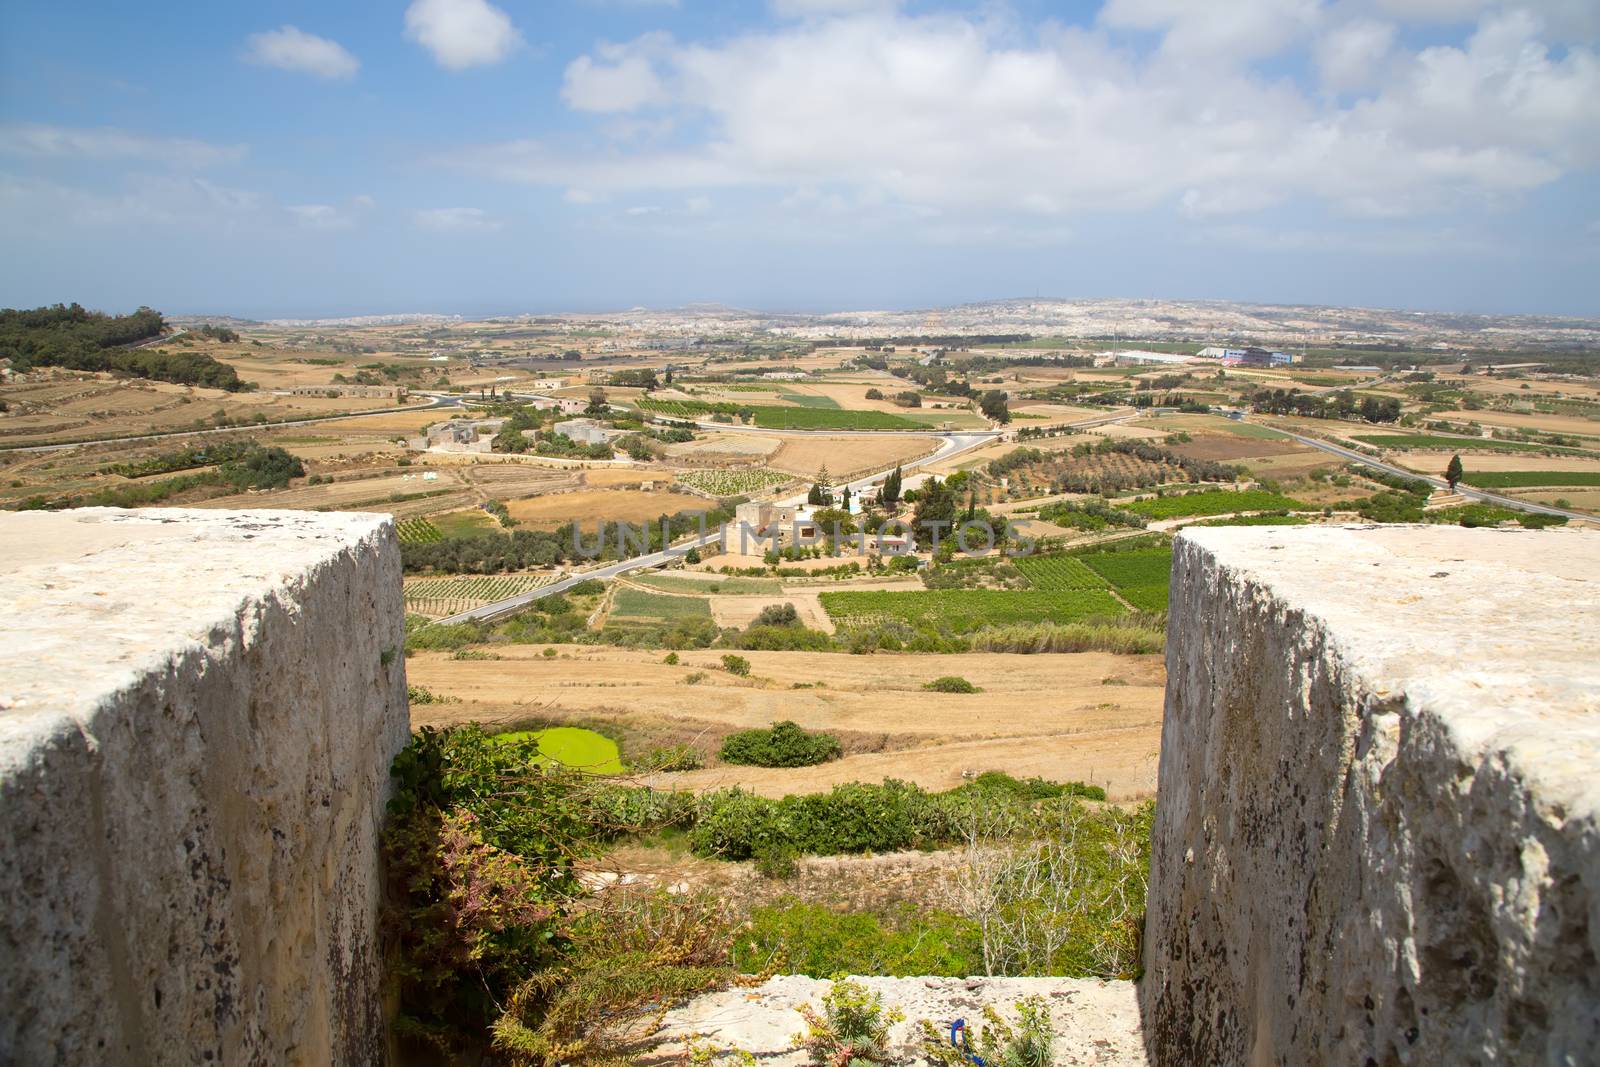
top-left (557, 396), bottom-right (588, 415)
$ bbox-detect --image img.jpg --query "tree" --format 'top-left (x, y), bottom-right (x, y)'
top-left (882, 465), bottom-right (903, 508)
top-left (664, 365), bottom-right (674, 385)
top-left (840, 486), bottom-right (851, 511)
top-left (979, 389), bottom-right (1011, 423)
top-left (912, 476), bottom-right (956, 550)
top-left (807, 482), bottom-right (826, 506)
top-left (586, 388), bottom-right (608, 415)
top-left (1445, 454), bottom-right (1464, 490)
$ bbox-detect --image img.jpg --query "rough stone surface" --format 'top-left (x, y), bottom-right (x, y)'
top-left (0, 508), bottom-right (410, 1065)
top-left (1143, 525), bottom-right (1600, 1066)
top-left (647, 975), bottom-right (1147, 1065)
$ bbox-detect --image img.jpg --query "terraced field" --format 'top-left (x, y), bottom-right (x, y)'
top-left (1461, 470), bottom-right (1600, 488)
top-left (1015, 555), bottom-right (1110, 591)
top-left (675, 468), bottom-right (793, 496)
top-left (1122, 488), bottom-right (1308, 519)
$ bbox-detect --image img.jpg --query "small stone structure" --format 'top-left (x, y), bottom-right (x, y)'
top-left (1143, 525), bottom-right (1599, 1064)
top-left (0, 509), bottom-right (410, 1064)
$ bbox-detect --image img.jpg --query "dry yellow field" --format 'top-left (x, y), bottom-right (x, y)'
top-left (769, 434), bottom-right (939, 478)
top-left (406, 645), bottom-right (1166, 799)
top-left (1391, 452), bottom-right (1600, 473)
top-left (707, 592), bottom-right (835, 632)
top-left (1449, 409), bottom-right (1600, 438)
top-left (504, 486), bottom-right (707, 526)
top-left (0, 372), bottom-right (413, 446)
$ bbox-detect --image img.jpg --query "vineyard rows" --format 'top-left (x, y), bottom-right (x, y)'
top-left (1078, 547), bottom-right (1173, 614)
top-left (1015, 555), bottom-right (1111, 591)
top-left (403, 574), bottom-right (555, 616)
top-left (1121, 489), bottom-right (1307, 519)
top-left (675, 468), bottom-right (792, 496)
top-left (397, 517), bottom-right (444, 544)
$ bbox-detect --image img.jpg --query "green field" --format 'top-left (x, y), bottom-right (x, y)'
top-left (820, 588), bottom-right (1125, 631)
top-left (608, 587), bottom-right (713, 622)
top-left (778, 388), bottom-right (841, 409)
top-left (1015, 555), bottom-right (1110, 591)
top-left (632, 574), bottom-right (782, 594)
top-left (1122, 489), bottom-right (1308, 519)
top-left (489, 726), bottom-right (624, 774)
top-left (1461, 470), bottom-right (1600, 488)
top-left (638, 398), bottom-right (924, 430)
top-left (1354, 434), bottom-right (1591, 455)
top-left (1078, 546), bottom-right (1173, 614)
top-left (430, 509), bottom-right (499, 538)
top-left (1188, 513), bottom-right (1312, 527)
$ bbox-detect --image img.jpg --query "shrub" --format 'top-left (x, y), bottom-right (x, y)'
top-left (718, 721), bottom-right (842, 769)
top-left (684, 671), bottom-right (708, 685)
top-left (924, 675), bottom-right (979, 693)
top-left (752, 602), bottom-right (800, 627)
top-left (664, 651), bottom-right (680, 665)
top-left (920, 996), bottom-right (1054, 1067)
top-left (795, 978), bottom-right (904, 1066)
top-left (735, 901), bottom-right (982, 978)
top-left (407, 684), bottom-right (442, 705)
top-left (720, 653), bottom-right (752, 676)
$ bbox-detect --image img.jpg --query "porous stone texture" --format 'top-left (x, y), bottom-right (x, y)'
top-left (0, 508), bottom-right (410, 1065)
top-left (646, 975), bottom-right (1147, 1065)
top-left (1143, 524), bottom-right (1600, 1066)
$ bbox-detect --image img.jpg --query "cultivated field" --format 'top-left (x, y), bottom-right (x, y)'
top-left (768, 435), bottom-right (940, 479)
top-left (405, 645), bottom-right (1166, 799)
top-left (504, 487), bottom-right (707, 526)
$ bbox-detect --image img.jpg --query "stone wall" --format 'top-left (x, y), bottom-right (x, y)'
top-left (0, 509), bottom-right (410, 1065)
top-left (1142, 525), bottom-right (1600, 1065)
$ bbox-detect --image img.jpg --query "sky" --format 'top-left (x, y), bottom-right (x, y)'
top-left (1, 0), bottom-right (1597, 319)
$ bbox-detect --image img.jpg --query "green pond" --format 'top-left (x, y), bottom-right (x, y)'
top-left (489, 726), bottom-right (624, 774)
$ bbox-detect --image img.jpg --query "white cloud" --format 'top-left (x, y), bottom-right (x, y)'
top-left (0, 124), bottom-right (246, 167)
top-left (564, 47), bottom-right (668, 112)
top-left (1100, 0), bottom-right (1322, 62)
top-left (405, 0), bottom-right (522, 70)
top-left (244, 26), bottom-right (359, 80)
top-left (1315, 18), bottom-right (1396, 91)
top-left (564, 187), bottom-right (604, 203)
top-left (686, 195), bottom-right (711, 214)
top-left (771, 0), bottom-right (902, 17)
top-left (459, 5), bottom-right (1599, 231)
top-left (624, 204), bottom-right (661, 215)
top-left (0, 172), bottom-right (264, 229)
top-left (288, 204), bottom-right (355, 229)
top-left (415, 206), bottom-right (502, 231)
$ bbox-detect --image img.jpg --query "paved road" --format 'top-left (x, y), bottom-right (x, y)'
top-left (1270, 424), bottom-right (1595, 523)
top-left (3, 394), bottom-right (458, 455)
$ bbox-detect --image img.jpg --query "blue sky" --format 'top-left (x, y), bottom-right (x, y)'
top-left (1, 0), bottom-right (1597, 318)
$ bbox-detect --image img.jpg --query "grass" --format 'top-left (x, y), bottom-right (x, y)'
top-left (778, 389), bottom-right (842, 409)
top-left (1122, 488), bottom-right (1308, 519)
top-left (430, 508), bottom-right (499, 538)
top-left (632, 574), bottom-right (782, 594)
top-left (1188, 513), bottom-right (1312, 527)
top-left (609, 587), bottom-right (713, 621)
top-left (489, 726), bottom-right (624, 774)
top-left (820, 588), bottom-right (1125, 632)
top-left (1460, 470), bottom-right (1600, 488)
top-left (1353, 434), bottom-right (1592, 454)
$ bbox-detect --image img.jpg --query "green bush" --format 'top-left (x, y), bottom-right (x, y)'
top-left (734, 901), bottom-right (983, 978)
top-left (924, 675), bottom-right (979, 693)
top-left (720, 653), bottom-right (752, 676)
top-left (718, 721), bottom-right (842, 769)
top-left (752, 602), bottom-right (800, 627)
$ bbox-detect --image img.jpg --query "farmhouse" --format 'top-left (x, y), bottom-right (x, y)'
top-left (287, 384), bottom-right (407, 400)
top-left (552, 418), bottom-right (614, 446)
top-left (556, 397), bottom-right (589, 415)
top-left (410, 418), bottom-right (503, 452)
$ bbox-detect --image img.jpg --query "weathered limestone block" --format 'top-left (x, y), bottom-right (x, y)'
top-left (0, 508), bottom-right (410, 1065)
top-left (1142, 525), bottom-right (1600, 1065)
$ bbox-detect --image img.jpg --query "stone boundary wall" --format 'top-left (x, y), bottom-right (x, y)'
top-left (0, 509), bottom-right (411, 1064)
top-left (1142, 525), bottom-right (1599, 1064)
